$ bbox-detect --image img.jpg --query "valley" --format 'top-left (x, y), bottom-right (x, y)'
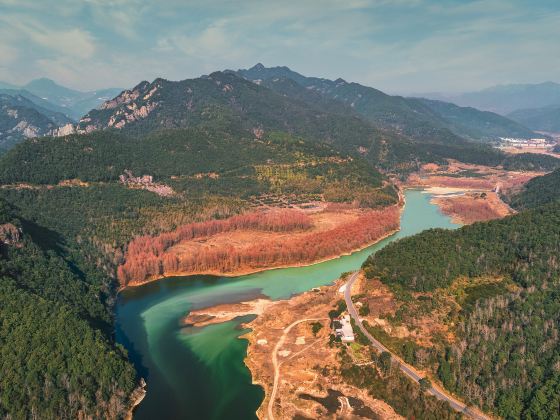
top-left (115, 189), bottom-right (461, 420)
top-left (1, 58), bottom-right (560, 420)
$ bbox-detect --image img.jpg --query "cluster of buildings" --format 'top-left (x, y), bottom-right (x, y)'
top-left (498, 137), bottom-right (549, 149)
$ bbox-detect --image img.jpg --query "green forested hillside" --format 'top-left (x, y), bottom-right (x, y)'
top-left (0, 200), bottom-right (136, 418)
top-left (362, 202), bottom-right (560, 417)
top-left (76, 69), bottom-right (542, 171)
top-left (508, 167), bottom-right (560, 209)
top-left (237, 64), bottom-right (536, 143)
top-left (508, 105), bottom-right (560, 132)
top-left (409, 98), bottom-right (536, 141)
top-left (77, 72), bottom-right (404, 168)
top-left (0, 128), bottom-right (387, 199)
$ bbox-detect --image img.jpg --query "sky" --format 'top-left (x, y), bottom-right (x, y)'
top-left (0, 0), bottom-right (558, 94)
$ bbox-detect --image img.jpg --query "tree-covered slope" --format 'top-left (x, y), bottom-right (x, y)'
top-left (508, 167), bottom-right (560, 210)
top-left (364, 203), bottom-right (560, 291)
top-left (508, 105), bottom-right (560, 132)
top-left (0, 200), bottom-right (136, 418)
top-left (362, 202), bottom-right (560, 417)
top-left (0, 128), bottom-right (383, 192)
top-left (76, 71), bottom-right (402, 168)
top-left (237, 64), bottom-right (535, 143)
top-left (71, 67), bottom-right (556, 172)
top-left (408, 98), bottom-right (536, 141)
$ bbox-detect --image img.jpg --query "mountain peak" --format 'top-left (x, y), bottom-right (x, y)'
top-left (251, 63), bottom-right (266, 71)
top-left (25, 78), bottom-right (61, 89)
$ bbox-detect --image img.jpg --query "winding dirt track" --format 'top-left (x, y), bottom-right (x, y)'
top-left (267, 317), bottom-right (328, 420)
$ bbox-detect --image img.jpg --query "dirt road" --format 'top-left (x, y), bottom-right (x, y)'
top-left (344, 271), bottom-right (490, 420)
top-left (267, 317), bottom-right (327, 420)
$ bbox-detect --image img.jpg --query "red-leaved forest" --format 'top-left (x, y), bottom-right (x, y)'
top-left (439, 198), bottom-right (504, 223)
top-left (118, 207), bottom-right (400, 286)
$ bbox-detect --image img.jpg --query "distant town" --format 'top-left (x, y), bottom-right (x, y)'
top-left (497, 137), bottom-right (550, 149)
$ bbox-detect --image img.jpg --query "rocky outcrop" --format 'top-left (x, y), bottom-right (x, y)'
top-left (0, 223), bottom-right (22, 246)
top-left (50, 123), bottom-right (75, 137)
top-left (119, 170), bottom-right (174, 197)
top-left (0, 93), bottom-right (73, 148)
top-left (77, 80), bottom-right (159, 133)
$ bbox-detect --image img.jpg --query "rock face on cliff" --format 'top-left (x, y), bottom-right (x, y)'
top-left (0, 94), bottom-right (73, 151)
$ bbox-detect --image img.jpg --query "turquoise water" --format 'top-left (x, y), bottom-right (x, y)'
top-left (115, 190), bottom-right (459, 419)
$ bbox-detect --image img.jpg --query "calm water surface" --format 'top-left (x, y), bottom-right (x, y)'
top-left (115, 190), bottom-right (459, 420)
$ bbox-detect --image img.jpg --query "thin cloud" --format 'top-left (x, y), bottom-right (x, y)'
top-left (0, 0), bottom-right (558, 92)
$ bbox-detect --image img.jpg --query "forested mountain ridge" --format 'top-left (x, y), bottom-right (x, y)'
top-left (75, 71), bottom-right (408, 168)
top-left (235, 64), bottom-right (537, 143)
top-left (72, 68), bottom-right (555, 172)
top-left (508, 104), bottom-right (560, 132)
top-left (0, 93), bottom-right (73, 151)
top-left (0, 128), bottom-right (386, 193)
top-left (407, 97), bottom-right (536, 141)
top-left (507, 167), bottom-right (560, 210)
top-left (362, 199), bottom-right (560, 417)
top-left (0, 199), bottom-right (136, 418)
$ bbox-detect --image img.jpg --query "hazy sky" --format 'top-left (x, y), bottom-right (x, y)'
top-left (0, 0), bottom-right (558, 93)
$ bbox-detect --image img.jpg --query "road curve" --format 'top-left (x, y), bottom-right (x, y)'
top-left (267, 317), bottom-right (328, 420)
top-left (344, 271), bottom-right (490, 420)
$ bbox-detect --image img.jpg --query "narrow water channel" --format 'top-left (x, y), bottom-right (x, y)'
top-left (115, 190), bottom-right (459, 420)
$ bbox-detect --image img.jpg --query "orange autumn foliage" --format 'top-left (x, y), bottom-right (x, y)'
top-left (118, 206), bottom-right (400, 286)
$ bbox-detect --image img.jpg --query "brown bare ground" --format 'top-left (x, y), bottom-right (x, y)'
top-left (408, 160), bottom-right (545, 193)
top-left (406, 160), bottom-right (545, 224)
top-left (243, 278), bottom-right (403, 419)
top-left (499, 146), bottom-right (560, 158)
top-left (182, 299), bottom-right (274, 328)
top-left (431, 191), bottom-right (513, 224)
top-left (357, 275), bottom-right (454, 348)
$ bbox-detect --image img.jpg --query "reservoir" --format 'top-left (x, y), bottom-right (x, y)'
top-left (115, 190), bottom-right (459, 419)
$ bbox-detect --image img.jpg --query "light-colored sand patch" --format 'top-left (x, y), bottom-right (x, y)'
top-left (183, 298), bottom-right (274, 327)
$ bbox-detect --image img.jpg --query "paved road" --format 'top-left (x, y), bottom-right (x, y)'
top-left (267, 317), bottom-right (328, 420)
top-left (344, 271), bottom-right (490, 420)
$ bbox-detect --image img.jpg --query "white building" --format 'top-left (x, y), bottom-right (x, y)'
top-left (335, 315), bottom-right (355, 343)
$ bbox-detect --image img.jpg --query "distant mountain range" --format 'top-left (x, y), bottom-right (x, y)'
top-left (423, 82), bottom-right (560, 117)
top-left (0, 78), bottom-right (123, 151)
top-left (0, 78), bottom-right (123, 120)
top-left (71, 64), bottom-right (538, 171)
top-left (1, 66), bottom-right (547, 167)
top-left (0, 94), bottom-right (73, 151)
